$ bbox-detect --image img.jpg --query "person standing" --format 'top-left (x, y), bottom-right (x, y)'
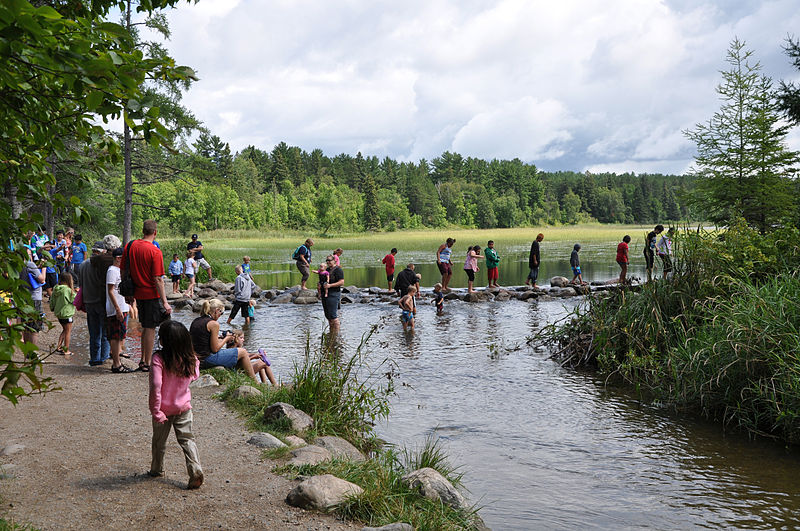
top-left (20, 256), bottom-right (46, 346)
top-left (187, 234), bottom-right (212, 282)
top-left (106, 247), bottom-right (134, 373)
top-left (644, 224), bottom-right (663, 282)
top-left (321, 255), bottom-right (344, 339)
top-left (382, 248), bottom-right (397, 292)
top-left (394, 263), bottom-right (419, 298)
top-left (484, 240), bottom-right (500, 288)
top-left (569, 244), bottom-right (585, 285)
top-left (123, 220), bottom-right (171, 372)
top-left (616, 235), bottom-right (631, 285)
top-left (69, 234), bottom-right (87, 283)
top-left (526, 233), bottom-right (544, 288)
top-left (332, 248), bottom-right (343, 267)
top-left (657, 228), bottom-right (674, 279)
top-left (436, 238), bottom-right (456, 292)
top-left (463, 245), bottom-right (482, 294)
top-left (227, 265), bottom-right (257, 327)
top-left (79, 240), bottom-right (114, 365)
top-left (293, 238), bottom-right (313, 291)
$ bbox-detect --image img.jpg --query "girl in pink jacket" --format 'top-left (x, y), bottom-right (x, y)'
top-left (148, 320), bottom-right (204, 489)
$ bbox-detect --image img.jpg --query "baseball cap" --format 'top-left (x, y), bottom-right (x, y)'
top-left (92, 241), bottom-right (106, 251)
top-left (191, 234), bottom-right (198, 239)
top-left (112, 247), bottom-right (124, 257)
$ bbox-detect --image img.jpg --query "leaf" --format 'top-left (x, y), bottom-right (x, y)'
top-left (86, 90), bottom-right (103, 110)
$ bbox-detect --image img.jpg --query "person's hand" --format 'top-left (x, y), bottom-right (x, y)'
top-left (116, 308), bottom-right (124, 322)
top-left (164, 302), bottom-right (172, 314)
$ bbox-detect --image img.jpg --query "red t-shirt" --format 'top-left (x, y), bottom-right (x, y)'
top-left (123, 239), bottom-right (165, 300)
top-left (616, 241), bottom-right (629, 263)
top-left (382, 253), bottom-right (396, 274)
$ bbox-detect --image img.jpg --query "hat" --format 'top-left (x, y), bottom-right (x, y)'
top-left (191, 234), bottom-right (198, 239)
top-left (112, 247), bottom-right (124, 257)
top-left (92, 241), bottom-right (106, 251)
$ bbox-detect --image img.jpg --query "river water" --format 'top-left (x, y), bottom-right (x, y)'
top-left (78, 244), bottom-right (800, 529)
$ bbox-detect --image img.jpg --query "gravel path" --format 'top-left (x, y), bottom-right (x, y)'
top-left (0, 310), bottom-right (358, 531)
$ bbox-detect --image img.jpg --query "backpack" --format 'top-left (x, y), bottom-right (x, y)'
top-left (292, 245), bottom-right (306, 260)
top-left (119, 240), bottom-right (136, 298)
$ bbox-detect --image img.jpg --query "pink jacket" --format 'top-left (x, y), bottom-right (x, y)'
top-left (149, 352), bottom-right (200, 423)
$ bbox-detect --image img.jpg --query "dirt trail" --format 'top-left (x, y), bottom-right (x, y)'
top-left (0, 310), bottom-right (357, 530)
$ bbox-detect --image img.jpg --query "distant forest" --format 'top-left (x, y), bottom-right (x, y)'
top-left (67, 135), bottom-right (693, 236)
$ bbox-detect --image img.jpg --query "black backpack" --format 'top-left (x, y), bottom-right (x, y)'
top-left (119, 240), bottom-right (136, 298)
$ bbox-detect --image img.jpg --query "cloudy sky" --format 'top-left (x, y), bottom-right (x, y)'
top-left (155, 0), bottom-right (800, 174)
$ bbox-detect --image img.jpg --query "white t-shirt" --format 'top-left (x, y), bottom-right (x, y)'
top-left (106, 265), bottom-right (130, 317)
top-left (185, 257), bottom-right (197, 276)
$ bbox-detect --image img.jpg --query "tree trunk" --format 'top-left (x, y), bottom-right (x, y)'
top-left (122, 0), bottom-right (133, 244)
top-left (5, 183), bottom-right (21, 220)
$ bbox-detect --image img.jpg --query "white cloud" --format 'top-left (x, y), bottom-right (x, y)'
top-left (156, 0), bottom-right (800, 173)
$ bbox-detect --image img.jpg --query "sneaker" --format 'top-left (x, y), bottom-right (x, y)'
top-left (187, 472), bottom-right (204, 489)
top-left (148, 470), bottom-right (164, 478)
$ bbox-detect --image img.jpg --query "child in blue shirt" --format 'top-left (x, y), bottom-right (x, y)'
top-left (168, 253), bottom-right (184, 294)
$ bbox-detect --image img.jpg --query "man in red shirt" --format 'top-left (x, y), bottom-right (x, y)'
top-left (382, 248), bottom-right (397, 293)
top-left (122, 219), bottom-right (172, 372)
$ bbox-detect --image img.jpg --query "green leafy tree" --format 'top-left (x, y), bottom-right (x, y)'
top-left (362, 174), bottom-right (380, 230)
top-left (684, 38), bottom-right (799, 233)
top-left (778, 36), bottom-right (800, 125)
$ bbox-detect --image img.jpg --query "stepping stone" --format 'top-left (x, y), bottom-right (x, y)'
top-left (285, 474), bottom-right (363, 511)
top-left (190, 374), bottom-right (219, 389)
top-left (313, 436), bottom-right (365, 462)
top-left (248, 433), bottom-right (287, 449)
top-left (231, 385), bottom-right (262, 399)
top-left (264, 402), bottom-right (314, 433)
top-left (288, 445), bottom-right (332, 466)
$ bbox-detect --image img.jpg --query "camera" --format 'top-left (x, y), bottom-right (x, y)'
top-left (220, 330), bottom-right (231, 338)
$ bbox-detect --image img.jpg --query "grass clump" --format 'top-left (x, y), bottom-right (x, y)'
top-left (538, 220), bottom-right (800, 443)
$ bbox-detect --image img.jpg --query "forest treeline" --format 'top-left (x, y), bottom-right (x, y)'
top-left (73, 136), bottom-right (693, 237)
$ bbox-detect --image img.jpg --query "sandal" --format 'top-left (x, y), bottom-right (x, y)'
top-left (111, 364), bottom-right (135, 373)
top-left (138, 362), bottom-right (150, 372)
top-left (120, 352), bottom-right (131, 358)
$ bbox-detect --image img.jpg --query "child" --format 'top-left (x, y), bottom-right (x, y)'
top-left (616, 235), bottom-right (631, 285)
top-left (184, 251), bottom-right (197, 298)
top-left (148, 320), bottom-right (204, 489)
top-left (315, 262), bottom-right (330, 298)
top-left (485, 240), bottom-right (500, 288)
top-left (399, 285), bottom-right (417, 331)
top-left (50, 272), bottom-right (76, 355)
top-left (169, 253), bottom-right (184, 294)
top-left (569, 244), bottom-right (585, 285)
top-left (247, 299), bottom-right (256, 323)
top-left (231, 330), bottom-right (278, 385)
top-left (463, 245), bottom-right (482, 294)
top-left (241, 255), bottom-right (253, 281)
top-left (433, 283), bottom-right (444, 315)
top-left (382, 248), bottom-right (397, 293)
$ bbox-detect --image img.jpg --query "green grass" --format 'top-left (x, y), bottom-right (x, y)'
top-left (0, 517), bottom-right (38, 531)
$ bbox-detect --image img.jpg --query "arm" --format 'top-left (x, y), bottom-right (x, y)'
top-left (108, 282), bottom-right (124, 321)
top-left (436, 244), bottom-right (445, 263)
top-left (207, 319), bottom-right (233, 353)
top-left (148, 357), bottom-right (168, 423)
top-left (154, 276), bottom-right (172, 314)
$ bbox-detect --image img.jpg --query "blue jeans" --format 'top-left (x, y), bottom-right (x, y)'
top-left (86, 303), bottom-right (110, 364)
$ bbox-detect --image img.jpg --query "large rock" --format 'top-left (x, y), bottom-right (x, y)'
top-left (297, 288), bottom-right (317, 298)
top-left (171, 297), bottom-right (191, 309)
top-left (285, 435), bottom-right (307, 447)
top-left (286, 474), bottom-right (363, 511)
top-left (401, 467), bottom-right (468, 511)
top-left (368, 286), bottom-right (384, 294)
top-left (342, 285), bottom-right (360, 294)
top-left (494, 290), bottom-right (511, 301)
top-left (341, 295), bottom-right (354, 304)
top-left (197, 287), bottom-right (218, 299)
top-left (204, 279), bottom-right (230, 292)
top-left (192, 300), bottom-right (205, 313)
top-left (231, 385), bottom-right (262, 399)
top-left (313, 436), bottom-right (365, 462)
top-left (247, 432), bottom-right (287, 449)
top-left (551, 287), bottom-right (576, 297)
top-left (444, 292), bottom-right (460, 301)
top-left (288, 445), bottom-right (332, 466)
top-left (550, 276), bottom-right (569, 288)
top-left (516, 291), bottom-right (538, 301)
top-left (261, 289), bottom-right (277, 300)
top-left (285, 285), bottom-right (302, 294)
top-left (272, 293), bottom-right (294, 304)
top-left (264, 402), bottom-right (314, 432)
top-left (462, 291), bottom-right (491, 303)
top-left (189, 374), bottom-right (219, 389)
top-left (572, 284), bottom-right (591, 295)
top-left (294, 296), bottom-right (318, 305)
top-left (166, 291), bottom-right (183, 300)
top-left (361, 525), bottom-right (414, 531)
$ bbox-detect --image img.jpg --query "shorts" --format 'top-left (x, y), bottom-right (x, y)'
top-left (527, 267), bottom-right (539, 283)
top-left (58, 317), bottom-right (73, 325)
top-left (185, 273), bottom-right (194, 280)
top-left (387, 272), bottom-right (394, 283)
top-left (105, 313), bottom-right (128, 341)
top-left (203, 347), bottom-right (239, 369)
top-left (401, 310), bottom-right (414, 323)
top-left (322, 291), bottom-right (341, 320)
top-left (644, 250), bottom-right (655, 269)
top-left (572, 267), bottom-right (581, 276)
top-left (24, 299), bottom-right (44, 333)
top-left (229, 300), bottom-right (249, 319)
top-left (487, 267), bottom-right (498, 281)
top-left (296, 261), bottom-right (310, 282)
top-left (464, 269), bottom-right (475, 282)
top-left (659, 253), bottom-right (673, 273)
top-left (171, 275), bottom-right (181, 283)
top-left (137, 298), bottom-right (169, 329)
top-left (437, 262), bottom-right (452, 276)
top-left (196, 258), bottom-right (211, 270)
top-left (45, 272), bottom-right (58, 290)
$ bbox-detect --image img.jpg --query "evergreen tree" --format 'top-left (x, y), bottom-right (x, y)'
top-left (362, 174), bottom-right (380, 230)
top-left (778, 37), bottom-right (800, 125)
top-left (684, 39), bottom-right (799, 233)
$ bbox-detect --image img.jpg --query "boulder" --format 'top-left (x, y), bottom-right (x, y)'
top-left (223, 300), bottom-right (233, 310)
top-left (550, 276), bottom-right (569, 288)
top-left (166, 291), bottom-right (183, 300)
top-left (285, 435), bottom-right (307, 447)
top-left (0, 444), bottom-right (25, 457)
top-left (444, 292), bottom-right (460, 301)
top-left (231, 385), bottom-right (262, 399)
top-left (197, 287), bottom-right (217, 299)
top-left (572, 284), bottom-right (591, 295)
top-left (342, 286), bottom-right (360, 294)
top-left (340, 296), bottom-right (354, 304)
top-left (285, 474), bottom-right (363, 511)
top-left (494, 290), bottom-right (511, 301)
top-left (538, 295), bottom-right (554, 302)
top-left (285, 285), bottom-right (302, 294)
top-left (189, 374), bottom-right (219, 389)
top-left (192, 300), bottom-right (205, 313)
top-left (313, 436), bottom-right (365, 462)
top-left (552, 287), bottom-right (576, 297)
top-left (361, 525), bottom-right (414, 531)
top-left (264, 402), bottom-right (314, 433)
top-left (515, 286), bottom-right (531, 292)
top-left (294, 296), bottom-right (318, 305)
top-left (297, 288), bottom-right (318, 298)
top-left (358, 297), bottom-right (372, 303)
top-left (261, 289), bottom-right (277, 300)
top-left (516, 291), bottom-right (538, 301)
top-left (378, 296), bottom-right (393, 303)
top-left (401, 467), bottom-right (468, 511)
top-left (251, 284), bottom-right (263, 296)
top-left (462, 291), bottom-right (490, 303)
top-left (272, 293), bottom-right (293, 304)
top-left (288, 445), bottom-right (332, 466)
top-left (171, 297), bottom-right (190, 309)
top-left (203, 279), bottom-right (230, 292)
top-left (368, 286), bottom-right (384, 294)
top-left (247, 432), bottom-right (287, 449)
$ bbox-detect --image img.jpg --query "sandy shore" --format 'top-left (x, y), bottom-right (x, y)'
top-left (0, 309), bottom-right (358, 530)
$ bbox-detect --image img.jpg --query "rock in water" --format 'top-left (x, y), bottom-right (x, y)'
top-left (263, 402), bottom-right (314, 432)
top-left (285, 474), bottom-right (363, 511)
top-left (550, 276), bottom-right (569, 288)
top-left (401, 467), bottom-right (468, 511)
top-left (197, 287), bottom-right (217, 299)
top-left (189, 374), bottom-right (219, 388)
top-left (288, 445), bottom-right (332, 466)
top-left (313, 436), bottom-right (365, 462)
top-left (272, 293), bottom-right (293, 304)
top-left (231, 385), bottom-right (262, 399)
top-left (293, 296), bottom-right (318, 305)
top-left (247, 432), bottom-right (287, 449)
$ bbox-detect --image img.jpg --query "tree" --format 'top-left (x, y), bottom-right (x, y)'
top-left (684, 39), bottom-right (799, 233)
top-left (362, 175), bottom-right (380, 230)
top-left (0, 0), bottom-right (194, 402)
top-left (778, 36), bottom-right (800, 125)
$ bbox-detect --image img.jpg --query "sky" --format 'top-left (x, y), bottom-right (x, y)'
top-left (152, 0), bottom-right (800, 175)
